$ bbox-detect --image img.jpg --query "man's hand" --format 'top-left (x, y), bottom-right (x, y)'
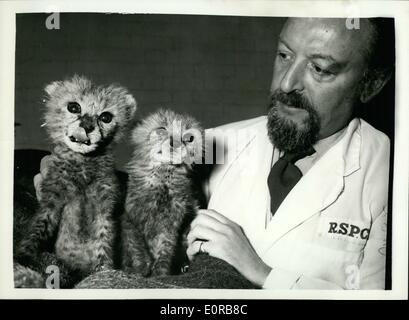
top-left (186, 209), bottom-right (272, 287)
top-left (33, 155), bottom-right (52, 201)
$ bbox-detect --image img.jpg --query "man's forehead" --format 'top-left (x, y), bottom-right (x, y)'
top-left (280, 18), bottom-right (371, 63)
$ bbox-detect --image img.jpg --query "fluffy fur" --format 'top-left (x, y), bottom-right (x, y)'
top-left (14, 263), bottom-right (44, 288)
top-left (16, 75), bottom-right (137, 286)
top-left (121, 109), bottom-right (204, 276)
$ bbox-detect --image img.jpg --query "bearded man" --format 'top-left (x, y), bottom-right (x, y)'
top-left (186, 17), bottom-right (394, 289)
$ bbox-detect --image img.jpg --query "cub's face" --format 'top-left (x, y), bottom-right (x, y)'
top-left (131, 109), bottom-right (204, 168)
top-left (44, 75), bottom-right (137, 154)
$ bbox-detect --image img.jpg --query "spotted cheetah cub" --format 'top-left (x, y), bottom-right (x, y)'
top-left (121, 109), bottom-right (205, 276)
top-left (17, 75), bottom-right (137, 277)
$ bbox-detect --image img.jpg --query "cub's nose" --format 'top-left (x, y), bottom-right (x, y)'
top-left (169, 136), bottom-right (181, 148)
top-left (79, 114), bottom-right (95, 134)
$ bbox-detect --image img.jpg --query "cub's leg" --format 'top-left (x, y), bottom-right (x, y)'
top-left (121, 213), bottom-right (152, 276)
top-left (89, 179), bottom-right (118, 272)
top-left (17, 180), bottom-right (66, 267)
top-left (149, 232), bottom-right (179, 276)
top-left (54, 196), bottom-right (95, 274)
top-left (37, 252), bottom-right (83, 288)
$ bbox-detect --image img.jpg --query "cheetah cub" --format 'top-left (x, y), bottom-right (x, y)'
top-left (122, 109), bottom-right (205, 276)
top-left (17, 75), bottom-right (137, 277)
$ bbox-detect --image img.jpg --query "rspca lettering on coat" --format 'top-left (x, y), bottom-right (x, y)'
top-left (328, 222), bottom-right (370, 240)
top-left (317, 217), bottom-right (371, 243)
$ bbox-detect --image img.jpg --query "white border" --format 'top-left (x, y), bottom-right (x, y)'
top-left (0, 0), bottom-right (408, 300)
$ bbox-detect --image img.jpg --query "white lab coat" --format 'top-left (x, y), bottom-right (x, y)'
top-left (205, 116), bottom-right (390, 289)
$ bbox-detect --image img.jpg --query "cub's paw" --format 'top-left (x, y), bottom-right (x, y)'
top-left (123, 261), bottom-right (152, 277)
top-left (151, 261), bottom-right (171, 277)
top-left (15, 245), bottom-right (38, 268)
top-left (14, 263), bottom-right (45, 288)
top-left (93, 262), bottom-right (114, 273)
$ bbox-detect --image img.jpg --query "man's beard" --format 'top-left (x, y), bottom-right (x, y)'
top-left (267, 90), bottom-right (321, 154)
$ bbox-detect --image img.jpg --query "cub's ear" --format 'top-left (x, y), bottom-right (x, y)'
top-left (124, 94), bottom-right (137, 119)
top-left (44, 81), bottom-right (63, 96)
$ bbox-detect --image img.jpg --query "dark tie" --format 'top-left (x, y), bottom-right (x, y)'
top-left (268, 148), bottom-right (315, 216)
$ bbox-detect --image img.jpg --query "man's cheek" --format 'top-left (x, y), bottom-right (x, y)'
top-left (304, 86), bottom-right (332, 118)
top-left (270, 78), bottom-right (280, 93)
top-left (270, 63), bottom-right (287, 91)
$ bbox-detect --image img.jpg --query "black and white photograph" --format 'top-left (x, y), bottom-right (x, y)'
top-left (0, 0), bottom-right (408, 301)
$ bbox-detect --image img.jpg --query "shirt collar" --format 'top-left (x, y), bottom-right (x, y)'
top-left (312, 127), bottom-right (348, 158)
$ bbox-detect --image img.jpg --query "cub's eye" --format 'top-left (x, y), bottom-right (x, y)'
top-left (149, 127), bottom-right (167, 142)
top-left (154, 127), bottom-right (168, 136)
top-left (99, 112), bottom-right (113, 123)
top-left (182, 133), bottom-right (194, 143)
top-left (67, 102), bottom-right (81, 114)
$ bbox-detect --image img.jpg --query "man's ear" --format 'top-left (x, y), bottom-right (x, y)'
top-left (360, 70), bottom-right (392, 103)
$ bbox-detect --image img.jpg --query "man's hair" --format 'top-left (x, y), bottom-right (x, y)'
top-left (366, 18), bottom-right (395, 75)
top-left (354, 18), bottom-right (395, 139)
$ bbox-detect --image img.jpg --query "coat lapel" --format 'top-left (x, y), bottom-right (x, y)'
top-left (260, 119), bottom-right (362, 254)
top-left (207, 122), bottom-right (263, 227)
top-left (207, 119), bottom-right (274, 246)
top-left (241, 127), bottom-right (276, 237)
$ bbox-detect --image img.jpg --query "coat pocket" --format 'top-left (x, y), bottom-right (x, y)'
top-left (315, 215), bottom-right (371, 252)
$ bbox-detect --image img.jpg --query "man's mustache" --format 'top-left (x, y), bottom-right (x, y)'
top-left (269, 90), bottom-right (311, 111)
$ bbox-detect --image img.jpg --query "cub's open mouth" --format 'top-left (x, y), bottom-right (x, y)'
top-left (69, 136), bottom-right (91, 146)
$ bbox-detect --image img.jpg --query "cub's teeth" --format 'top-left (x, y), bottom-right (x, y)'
top-left (69, 136), bottom-right (91, 145)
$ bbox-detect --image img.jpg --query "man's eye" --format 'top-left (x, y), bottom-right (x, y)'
top-left (278, 52), bottom-right (290, 61)
top-left (311, 63), bottom-right (332, 76)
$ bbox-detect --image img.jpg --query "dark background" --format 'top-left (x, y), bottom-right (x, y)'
top-left (14, 13), bottom-right (395, 168)
top-left (15, 13), bottom-right (285, 168)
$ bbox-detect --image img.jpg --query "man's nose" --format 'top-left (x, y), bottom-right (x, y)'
top-left (280, 60), bottom-right (304, 93)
